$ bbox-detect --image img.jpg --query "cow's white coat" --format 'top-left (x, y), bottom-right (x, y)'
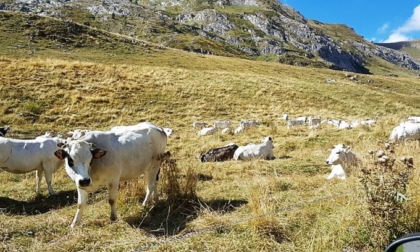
top-left (55, 125), bottom-right (167, 228)
top-left (0, 136), bottom-right (64, 195)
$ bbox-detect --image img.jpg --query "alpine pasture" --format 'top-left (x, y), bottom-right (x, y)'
top-left (1, 16), bottom-right (420, 251)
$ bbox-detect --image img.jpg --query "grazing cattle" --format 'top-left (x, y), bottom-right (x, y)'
top-left (234, 120), bottom-right (260, 134)
top-left (197, 127), bottom-right (217, 136)
top-left (0, 126), bottom-right (11, 137)
top-left (54, 126), bottom-right (168, 228)
top-left (192, 121), bottom-right (208, 129)
top-left (200, 143), bottom-right (239, 162)
top-left (284, 114), bottom-right (306, 128)
top-left (325, 144), bottom-right (360, 180)
top-left (240, 120), bottom-right (260, 129)
top-left (389, 121), bottom-right (420, 142)
top-left (213, 120), bottom-right (231, 129)
top-left (233, 136), bottom-right (275, 161)
top-left (308, 116), bottom-right (321, 128)
top-left (0, 136), bottom-right (64, 195)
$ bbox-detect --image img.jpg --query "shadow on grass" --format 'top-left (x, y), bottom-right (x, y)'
top-left (0, 190), bottom-right (77, 215)
top-left (125, 198), bottom-right (248, 237)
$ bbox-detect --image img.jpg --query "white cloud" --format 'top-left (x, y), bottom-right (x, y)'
top-left (377, 23), bottom-right (389, 34)
top-left (384, 33), bottom-right (411, 43)
top-left (384, 4), bottom-right (420, 42)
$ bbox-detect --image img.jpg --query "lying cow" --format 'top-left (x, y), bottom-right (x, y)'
top-left (200, 143), bottom-right (238, 162)
top-left (197, 126), bottom-right (217, 136)
top-left (325, 144), bottom-right (360, 180)
top-left (234, 120), bottom-right (260, 134)
top-left (54, 125), bottom-right (168, 228)
top-left (233, 136), bottom-right (275, 161)
top-left (0, 135), bottom-right (64, 195)
top-left (0, 126), bottom-right (11, 137)
top-left (389, 121), bottom-right (420, 142)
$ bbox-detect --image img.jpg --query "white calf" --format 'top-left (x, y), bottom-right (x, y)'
top-left (325, 144), bottom-right (360, 180)
top-left (198, 127), bottom-right (217, 136)
top-left (233, 136), bottom-right (275, 161)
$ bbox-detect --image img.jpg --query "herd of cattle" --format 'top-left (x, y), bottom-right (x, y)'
top-left (1, 114), bottom-right (420, 227)
top-left (0, 122), bottom-right (168, 228)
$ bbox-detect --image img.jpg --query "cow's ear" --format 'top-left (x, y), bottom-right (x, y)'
top-left (54, 149), bottom-right (68, 160)
top-left (91, 148), bottom-right (107, 159)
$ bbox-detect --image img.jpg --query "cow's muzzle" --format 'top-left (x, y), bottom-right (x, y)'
top-left (79, 178), bottom-right (92, 187)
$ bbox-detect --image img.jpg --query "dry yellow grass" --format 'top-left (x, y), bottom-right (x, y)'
top-left (0, 42), bottom-right (420, 252)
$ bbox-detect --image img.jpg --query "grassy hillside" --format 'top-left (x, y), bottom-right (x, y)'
top-left (1, 11), bottom-right (420, 252)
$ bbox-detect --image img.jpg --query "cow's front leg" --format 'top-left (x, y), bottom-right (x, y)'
top-left (71, 188), bottom-right (89, 229)
top-left (108, 182), bottom-right (119, 222)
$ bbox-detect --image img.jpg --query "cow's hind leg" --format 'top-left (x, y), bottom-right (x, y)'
top-left (36, 169), bottom-right (43, 195)
top-left (42, 163), bottom-right (56, 195)
top-left (142, 167), bottom-right (160, 206)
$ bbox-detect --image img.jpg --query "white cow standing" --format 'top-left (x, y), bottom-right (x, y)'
top-left (54, 126), bottom-right (168, 228)
top-left (0, 136), bottom-right (64, 195)
top-left (325, 144), bottom-right (360, 180)
top-left (233, 136), bottom-right (275, 161)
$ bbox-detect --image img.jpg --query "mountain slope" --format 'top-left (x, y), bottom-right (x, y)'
top-left (1, 0), bottom-right (419, 74)
top-left (377, 40), bottom-right (420, 63)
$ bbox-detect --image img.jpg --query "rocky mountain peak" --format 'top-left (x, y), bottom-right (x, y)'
top-left (1, 0), bottom-right (419, 73)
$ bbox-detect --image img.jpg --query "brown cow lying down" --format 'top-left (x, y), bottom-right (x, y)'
top-left (200, 143), bottom-right (239, 162)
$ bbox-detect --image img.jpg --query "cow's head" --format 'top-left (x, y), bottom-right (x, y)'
top-left (54, 141), bottom-right (107, 188)
top-left (262, 136), bottom-right (274, 148)
top-left (326, 144), bottom-right (351, 165)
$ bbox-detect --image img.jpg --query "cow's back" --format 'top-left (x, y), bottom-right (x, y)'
top-left (0, 138), bottom-right (61, 173)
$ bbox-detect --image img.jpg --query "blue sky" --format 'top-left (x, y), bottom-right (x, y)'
top-left (282, 0), bottom-right (420, 43)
